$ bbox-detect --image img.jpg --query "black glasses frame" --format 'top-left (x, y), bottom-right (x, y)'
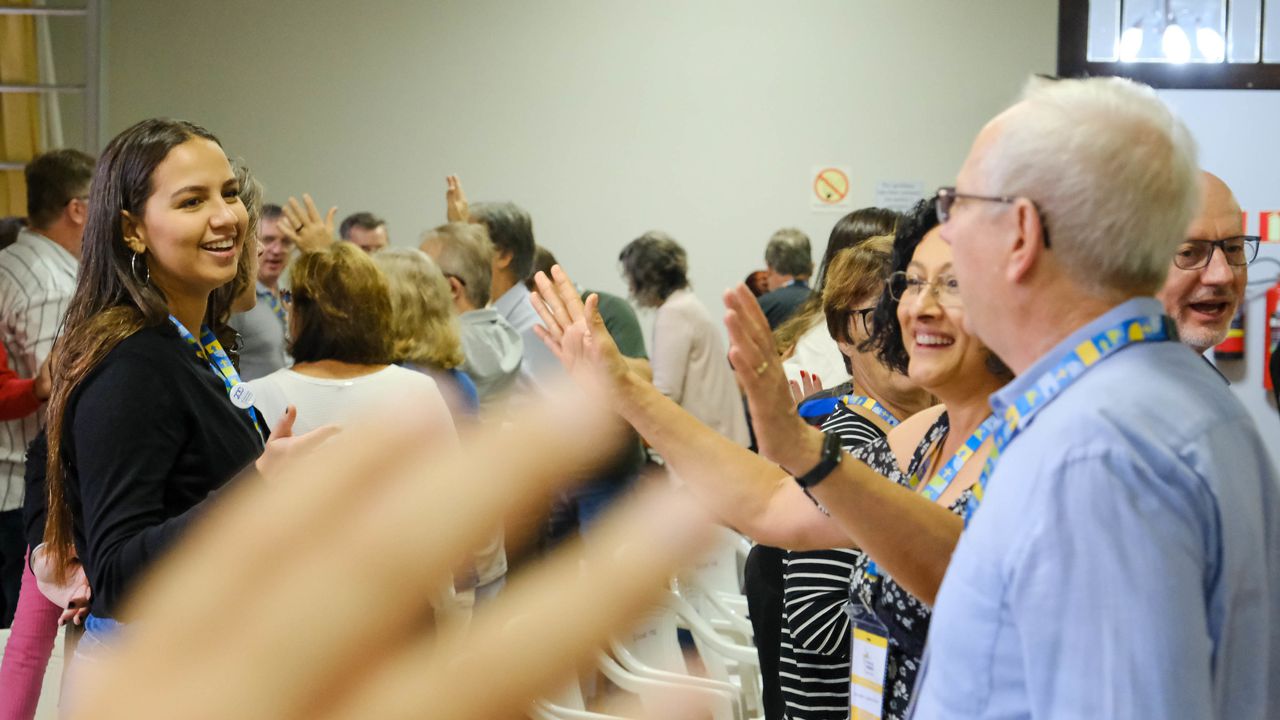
top-left (935, 186), bottom-right (1052, 248)
top-left (851, 307), bottom-right (875, 335)
top-left (1173, 236), bottom-right (1261, 270)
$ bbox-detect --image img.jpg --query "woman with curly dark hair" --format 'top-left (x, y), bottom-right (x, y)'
top-left (618, 231), bottom-right (748, 445)
top-left (536, 199), bottom-right (1011, 719)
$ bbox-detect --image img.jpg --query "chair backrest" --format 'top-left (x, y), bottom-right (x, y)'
top-left (678, 526), bottom-right (744, 597)
top-left (621, 605), bottom-right (689, 674)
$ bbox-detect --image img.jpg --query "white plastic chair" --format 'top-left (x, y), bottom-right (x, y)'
top-left (533, 678), bottom-right (628, 720)
top-left (667, 591), bottom-right (763, 718)
top-left (611, 606), bottom-right (741, 720)
top-left (676, 527), bottom-right (755, 640)
top-left (613, 592), bottom-right (763, 719)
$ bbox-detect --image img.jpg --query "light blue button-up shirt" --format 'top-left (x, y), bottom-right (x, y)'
top-left (910, 297), bottom-right (1280, 719)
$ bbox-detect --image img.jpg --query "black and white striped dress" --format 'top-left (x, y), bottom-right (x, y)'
top-left (778, 401), bottom-right (886, 720)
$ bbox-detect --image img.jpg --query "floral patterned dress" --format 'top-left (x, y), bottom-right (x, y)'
top-left (846, 412), bottom-right (976, 720)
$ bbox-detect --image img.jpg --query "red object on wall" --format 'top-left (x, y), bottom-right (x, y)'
top-left (1266, 284), bottom-right (1280, 391)
top-left (1261, 211), bottom-right (1280, 243)
top-left (1214, 304), bottom-right (1246, 360)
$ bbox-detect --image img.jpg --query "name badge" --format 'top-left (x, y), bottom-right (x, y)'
top-left (229, 384), bottom-right (255, 410)
top-left (849, 601), bottom-right (889, 719)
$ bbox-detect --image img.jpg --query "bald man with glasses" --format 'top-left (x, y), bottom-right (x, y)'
top-left (1157, 171), bottom-right (1256, 355)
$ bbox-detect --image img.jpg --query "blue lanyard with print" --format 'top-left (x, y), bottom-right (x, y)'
top-left (259, 288), bottom-right (287, 324)
top-left (909, 414), bottom-right (1001, 502)
top-left (841, 395), bottom-right (901, 429)
top-left (966, 313), bottom-right (1175, 525)
top-left (169, 315), bottom-right (263, 440)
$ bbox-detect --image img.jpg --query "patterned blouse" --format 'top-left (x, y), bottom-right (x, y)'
top-left (847, 412), bottom-right (977, 720)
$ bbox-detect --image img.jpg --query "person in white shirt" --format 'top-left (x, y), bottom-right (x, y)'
top-left (0, 149), bottom-right (92, 624)
top-left (246, 243), bottom-right (454, 440)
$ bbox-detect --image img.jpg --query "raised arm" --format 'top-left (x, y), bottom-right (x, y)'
top-left (530, 266), bottom-right (847, 550)
top-left (723, 284), bottom-right (963, 604)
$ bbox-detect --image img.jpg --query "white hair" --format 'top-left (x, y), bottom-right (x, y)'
top-left (983, 76), bottom-right (1200, 296)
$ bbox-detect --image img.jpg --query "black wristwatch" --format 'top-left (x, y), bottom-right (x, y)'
top-left (793, 431), bottom-right (843, 489)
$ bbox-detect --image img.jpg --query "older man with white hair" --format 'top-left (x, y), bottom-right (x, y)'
top-left (917, 77), bottom-right (1279, 718)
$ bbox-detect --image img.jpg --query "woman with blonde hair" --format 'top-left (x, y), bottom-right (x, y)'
top-left (373, 248), bottom-right (479, 416)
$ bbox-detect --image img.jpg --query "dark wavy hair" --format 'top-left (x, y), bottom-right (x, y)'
top-left (618, 231), bottom-right (690, 308)
top-left (862, 200), bottom-right (938, 374)
top-left (861, 199), bottom-right (1011, 381)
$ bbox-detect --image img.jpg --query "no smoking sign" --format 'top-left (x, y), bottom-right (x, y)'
top-left (811, 166), bottom-right (852, 211)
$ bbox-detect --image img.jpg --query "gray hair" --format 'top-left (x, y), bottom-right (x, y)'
top-left (470, 201), bottom-right (535, 281)
top-left (764, 227), bottom-right (813, 277)
top-left (618, 230), bottom-right (689, 308)
top-left (983, 76), bottom-right (1199, 296)
top-left (421, 222), bottom-right (495, 308)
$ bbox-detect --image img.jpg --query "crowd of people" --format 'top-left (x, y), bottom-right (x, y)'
top-left (0, 74), bottom-right (1274, 720)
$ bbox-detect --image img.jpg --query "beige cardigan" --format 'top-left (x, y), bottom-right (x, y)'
top-left (651, 289), bottom-right (751, 447)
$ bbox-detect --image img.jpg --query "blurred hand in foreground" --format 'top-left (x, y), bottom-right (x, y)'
top-left (68, 388), bottom-right (713, 720)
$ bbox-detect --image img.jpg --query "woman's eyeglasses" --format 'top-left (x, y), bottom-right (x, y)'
top-left (887, 271), bottom-right (963, 308)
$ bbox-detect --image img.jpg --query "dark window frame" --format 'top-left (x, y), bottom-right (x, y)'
top-left (1059, 0), bottom-right (1280, 89)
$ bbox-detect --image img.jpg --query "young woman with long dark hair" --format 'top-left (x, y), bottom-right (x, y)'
top-left (43, 119), bottom-right (267, 641)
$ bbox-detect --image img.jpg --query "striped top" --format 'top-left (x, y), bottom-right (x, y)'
top-left (778, 400), bottom-right (888, 720)
top-left (0, 229), bottom-right (77, 511)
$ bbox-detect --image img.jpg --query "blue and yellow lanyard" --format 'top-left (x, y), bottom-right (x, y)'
top-left (258, 288), bottom-right (287, 324)
top-left (841, 394), bottom-right (901, 429)
top-left (865, 414), bottom-right (997, 580)
top-left (169, 315), bottom-right (263, 441)
top-left (908, 414), bottom-right (1001, 502)
top-left (966, 313), bottom-right (1175, 525)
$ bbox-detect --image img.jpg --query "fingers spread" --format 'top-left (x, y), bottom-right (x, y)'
top-left (303, 194), bottom-right (323, 223)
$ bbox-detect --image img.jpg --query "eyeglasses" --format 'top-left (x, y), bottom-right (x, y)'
top-left (888, 271), bottom-right (963, 308)
top-left (934, 186), bottom-right (1051, 247)
top-left (279, 289), bottom-right (294, 307)
top-left (851, 307), bottom-right (876, 336)
top-left (1173, 236), bottom-right (1260, 270)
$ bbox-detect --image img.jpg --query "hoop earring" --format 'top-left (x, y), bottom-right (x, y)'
top-left (131, 251), bottom-right (150, 285)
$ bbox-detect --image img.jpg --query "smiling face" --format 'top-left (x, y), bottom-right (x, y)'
top-left (123, 137), bottom-right (247, 305)
top-left (897, 228), bottom-right (996, 394)
top-left (1155, 173), bottom-right (1247, 353)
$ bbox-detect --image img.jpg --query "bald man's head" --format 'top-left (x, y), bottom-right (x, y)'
top-left (1157, 171), bottom-right (1249, 353)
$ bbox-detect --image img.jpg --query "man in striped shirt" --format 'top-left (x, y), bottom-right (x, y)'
top-left (0, 149), bottom-right (91, 626)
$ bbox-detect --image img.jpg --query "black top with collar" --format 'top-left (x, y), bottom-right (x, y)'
top-left (63, 323), bottom-right (263, 619)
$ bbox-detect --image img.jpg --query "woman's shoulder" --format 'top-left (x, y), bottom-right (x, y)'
top-left (886, 405), bottom-right (947, 466)
top-left (69, 325), bottom-right (188, 418)
top-left (380, 364), bottom-right (442, 388)
top-left (80, 325), bottom-right (184, 388)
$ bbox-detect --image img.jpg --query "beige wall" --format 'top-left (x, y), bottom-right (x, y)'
top-left (103, 0), bottom-right (1057, 308)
